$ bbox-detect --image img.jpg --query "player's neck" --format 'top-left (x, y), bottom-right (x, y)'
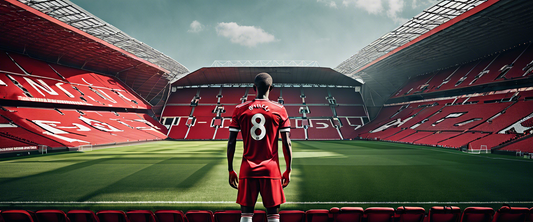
top-left (255, 92), bottom-right (269, 100)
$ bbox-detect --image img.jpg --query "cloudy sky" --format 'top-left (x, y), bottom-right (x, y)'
top-left (70, 0), bottom-right (438, 72)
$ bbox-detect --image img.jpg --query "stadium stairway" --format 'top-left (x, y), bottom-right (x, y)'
top-left (1, 206), bottom-right (532, 222)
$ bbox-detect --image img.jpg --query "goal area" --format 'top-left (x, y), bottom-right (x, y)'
top-left (464, 144), bottom-right (489, 154)
top-left (78, 144), bottom-right (93, 152)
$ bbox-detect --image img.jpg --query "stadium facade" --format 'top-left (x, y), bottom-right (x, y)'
top-left (0, 0), bottom-right (532, 155)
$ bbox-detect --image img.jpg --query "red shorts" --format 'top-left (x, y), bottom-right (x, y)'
top-left (236, 178), bottom-right (285, 208)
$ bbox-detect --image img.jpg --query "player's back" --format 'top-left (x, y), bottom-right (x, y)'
top-left (229, 99), bottom-right (290, 178)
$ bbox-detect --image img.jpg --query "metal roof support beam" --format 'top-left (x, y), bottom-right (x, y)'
top-left (19, 0), bottom-right (189, 84)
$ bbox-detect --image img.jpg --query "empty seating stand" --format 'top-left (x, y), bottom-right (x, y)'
top-left (163, 86), bottom-right (367, 141)
top-left (0, 107), bottom-right (167, 150)
top-left (1, 51), bottom-right (148, 110)
top-left (392, 44), bottom-right (533, 98)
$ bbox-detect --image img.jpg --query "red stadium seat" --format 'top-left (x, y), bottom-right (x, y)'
top-left (395, 207), bottom-right (425, 222)
top-left (220, 87), bottom-right (247, 104)
top-left (67, 210), bottom-right (99, 222)
top-left (330, 88), bottom-right (364, 104)
top-left (154, 210), bottom-right (185, 222)
top-left (460, 207), bottom-right (494, 222)
top-left (212, 210), bottom-right (266, 222)
top-left (305, 209), bottom-right (329, 222)
top-left (281, 88), bottom-right (303, 104)
top-left (302, 87), bottom-right (328, 104)
top-left (491, 206), bottom-right (529, 222)
top-left (214, 210), bottom-right (240, 222)
top-left (96, 211), bottom-right (129, 222)
top-left (1, 210), bottom-right (38, 222)
top-left (36, 210), bottom-right (70, 222)
top-left (528, 208), bottom-right (533, 222)
top-left (364, 207), bottom-right (395, 222)
top-left (126, 211), bottom-right (156, 222)
top-left (329, 207), bottom-right (363, 222)
top-left (427, 206), bottom-right (461, 222)
top-left (185, 210), bottom-right (213, 222)
top-left (252, 211), bottom-right (267, 222)
top-left (279, 210), bottom-right (305, 222)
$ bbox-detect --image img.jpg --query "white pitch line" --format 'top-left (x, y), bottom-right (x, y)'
top-left (1, 201), bottom-right (533, 205)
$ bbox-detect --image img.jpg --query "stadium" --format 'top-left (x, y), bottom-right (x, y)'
top-left (0, 0), bottom-right (532, 221)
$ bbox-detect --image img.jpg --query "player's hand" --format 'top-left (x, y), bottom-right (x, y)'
top-left (229, 170), bottom-right (238, 189)
top-left (282, 170), bottom-right (291, 188)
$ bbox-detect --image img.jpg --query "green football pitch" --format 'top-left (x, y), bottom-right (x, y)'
top-left (0, 140), bottom-right (532, 211)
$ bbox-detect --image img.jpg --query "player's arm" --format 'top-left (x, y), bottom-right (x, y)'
top-left (281, 131), bottom-right (292, 188)
top-left (227, 131), bottom-right (239, 189)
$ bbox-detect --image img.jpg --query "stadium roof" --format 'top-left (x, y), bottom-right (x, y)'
top-left (335, 0), bottom-right (533, 106)
top-left (211, 60), bottom-right (320, 67)
top-left (172, 67), bottom-right (361, 87)
top-left (0, 0), bottom-right (189, 106)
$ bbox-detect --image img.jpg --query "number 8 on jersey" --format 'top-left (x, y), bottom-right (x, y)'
top-left (251, 113), bottom-right (266, 140)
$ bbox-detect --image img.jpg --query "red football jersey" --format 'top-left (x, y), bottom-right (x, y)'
top-left (229, 99), bottom-right (291, 178)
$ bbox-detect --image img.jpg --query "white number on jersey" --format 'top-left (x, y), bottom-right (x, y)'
top-left (250, 113), bottom-right (266, 140)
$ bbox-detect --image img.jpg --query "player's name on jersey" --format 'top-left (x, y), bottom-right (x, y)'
top-left (248, 104), bottom-right (270, 112)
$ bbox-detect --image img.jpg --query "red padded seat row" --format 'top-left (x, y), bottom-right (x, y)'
top-left (281, 87), bottom-right (303, 104)
top-left (211, 210), bottom-right (266, 222)
top-left (335, 106), bottom-right (366, 117)
top-left (492, 206), bottom-right (529, 222)
top-left (67, 210), bottom-right (99, 222)
top-left (153, 210), bottom-right (185, 222)
top-left (395, 207), bottom-right (425, 222)
top-left (219, 88), bottom-right (247, 104)
top-left (460, 207), bottom-right (494, 222)
top-left (96, 211), bottom-right (128, 222)
top-left (428, 206), bottom-right (461, 222)
top-left (330, 88), bottom-right (364, 104)
top-left (35, 210), bottom-right (70, 222)
top-left (198, 88), bottom-right (220, 104)
top-left (185, 210), bottom-right (213, 222)
top-left (302, 88), bottom-right (328, 104)
top-left (330, 207), bottom-right (364, 222)
top-left (279, 210), bottom-right (305, 222)
top-left (1, 210), bottom-right (38, 222)
top-left (167, 88), bottom-right (198, 104)
top-left (362, 207), bottom-right (395, 222)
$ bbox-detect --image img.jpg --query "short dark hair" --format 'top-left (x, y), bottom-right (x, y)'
top-left (254, 72), bottom-right (273, 92)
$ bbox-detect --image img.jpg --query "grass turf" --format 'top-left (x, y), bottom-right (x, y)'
top-left (0, 140), bottom-right (532, 212)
